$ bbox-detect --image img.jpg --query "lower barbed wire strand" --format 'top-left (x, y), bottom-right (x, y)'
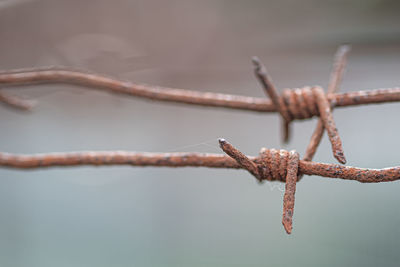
top-left (1, 150), bottom-right (396, 183)
top-left (0, 151), bottom-right (242, 169)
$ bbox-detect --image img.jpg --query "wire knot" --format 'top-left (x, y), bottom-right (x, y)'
top-left (252, 56), bottom-right (346, 164)
top-left (281, 86), bottom-right (322, 121)
top-left (257, 148), bottom-right (300, 182)
top-left (218, 138), bottom-right (300, 234)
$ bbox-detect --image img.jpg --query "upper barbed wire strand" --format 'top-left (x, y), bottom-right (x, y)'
top-left (0, 66), bottom-right (398, 112)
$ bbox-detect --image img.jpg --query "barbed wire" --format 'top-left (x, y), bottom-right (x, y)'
top-left (0, 139), bottom-right (399, 233)
top-left (0, 46), bottom-right (399, 162)
top-left (0, 45), bottom-right (399, 234)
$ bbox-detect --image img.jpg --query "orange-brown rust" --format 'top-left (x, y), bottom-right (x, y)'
top-left (0, 151), bottom-right (240, 169)
top-left (0, 68), bottom-right (398, 113)
top-left (0, 60), bottom-right (399, 165)
top-left (282, 151), bottom-right (299, 234)
top-left (252, 54), bottom-right (346, 163)
top-left (252, 57), bottom-right (292, 142)
top-left (218, 138), bottom-right (261, 181)
top-left (1, 148), bottom-right (399, 184)
top-left (303, 45), bottom-right (350, 163)
top-left (1, 46), bottom-right (400, 235)
top-left (0, 67), bottom-right (275, 112)
top-left (303, 120), bottom-right (324, 162)
top-left (313, 86), bottom-right (346, 164)
top-left (2, 144), bottom-right (400, 234)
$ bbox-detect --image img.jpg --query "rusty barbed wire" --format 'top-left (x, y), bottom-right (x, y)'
top-left (1, 45), bottom-right (400, 234)
top-left (252, 45), bottom-right (349, 164)
top-left (1, 139), bottom-right (400, 234)
top-left (0, 46), bottom-right (399, 163)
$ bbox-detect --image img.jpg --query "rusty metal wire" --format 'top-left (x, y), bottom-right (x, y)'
top-left (1, 144), bottom-right (397, 184)
top-left (1, 139), bottom-right (400, 233)
top-left (1, 45), bottom-right (399, 234)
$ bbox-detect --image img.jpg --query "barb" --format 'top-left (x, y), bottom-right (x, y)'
top-left (0, 46), bottom-right (399, 234)
top-left (328, 44), bottom-right (351, 94)
top-left (313, 86), bottom-right (346, 163)
top-left (282, 151), bottom-right (299, 234)
top-left (304, 45), bottom-right (351, 162)
top-left (0, 90), bottom-right (35, 110)
top-left (219, 138), bottom-right (300, 233)
top-left (219, 138), bottom-right (261, 181)
top-left (252, 52), bottom-right (346, 163)
top-left (252, 57), bottom-right (292, 142)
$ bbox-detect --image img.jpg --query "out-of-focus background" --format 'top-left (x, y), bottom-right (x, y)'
top-left (0, 0), bottom-right (400, 266)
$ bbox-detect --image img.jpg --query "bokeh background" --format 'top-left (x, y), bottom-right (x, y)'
top-left (0, 0), bottom-right (400, 266)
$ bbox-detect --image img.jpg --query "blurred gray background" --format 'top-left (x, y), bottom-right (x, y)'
top-left (0, 0), bottom-right (400, 266)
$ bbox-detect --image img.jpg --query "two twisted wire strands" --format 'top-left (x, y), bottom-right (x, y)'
top-left (219, 139), bottom-right (299, 234)
top-left (252, 45), bottom-right (350, 164)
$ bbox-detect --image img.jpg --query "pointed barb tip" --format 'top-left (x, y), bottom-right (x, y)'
top-left (251, 56), bottom-right (260, 66)
top-left (218, 138), bottom-right (226, 145)
top-left (339, 44), bottom-right (351, 53)
top-left (335, 151), bottom-right (347, 164)
top-left (282, 213), bottom-right (293, 234)
top-left (283, 222), bottom-right (292, 235)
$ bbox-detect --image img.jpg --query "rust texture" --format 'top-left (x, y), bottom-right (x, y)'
top-left (312, 86), bottom-right (346, 163)
top-left (1, 140), bottom-right (400, 234)
top-left (219, 138), bottom-right (262, 181)
top-left (252, 56), bottom-right (292, 141)
top-left (282, 151), bottom-right (299, 234)
top-left (1, 46), bottom-right (400, 234)
top-left (303, 45), bottom-right (350, 162)
top-left (1, 145), bottom-right (399, 184)
top-left (252, 45), bottom-right (349, 163)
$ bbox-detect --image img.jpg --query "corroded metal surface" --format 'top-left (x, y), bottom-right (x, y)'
top-left (1, 141), bottom-right (400, 234)
top-left (1, 46), bottom-right (400, 234)
top-left (313, 86), bottom-right (346, 164)
top-left (1, 148), bottom-right (399, 184)
top-left (304, 45), bottom-right (350, 162)
top-left (282, 151), bottom-right (299, 234)
top-left (218, 138), bottom-right (261, 181)
top-left (0, 68), bottom-right (398, 112)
